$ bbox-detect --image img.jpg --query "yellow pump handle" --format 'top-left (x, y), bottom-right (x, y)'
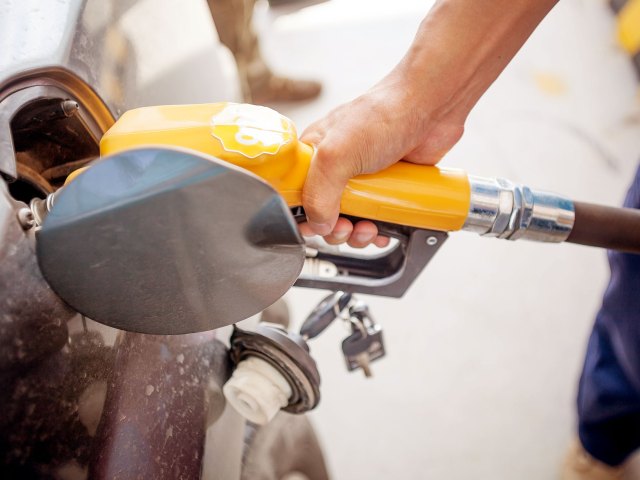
top-left (99, 103), bottom-right (470, 232)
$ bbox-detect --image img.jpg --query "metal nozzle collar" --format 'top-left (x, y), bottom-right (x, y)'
top-left (463, 176), bottom-right (575, 243)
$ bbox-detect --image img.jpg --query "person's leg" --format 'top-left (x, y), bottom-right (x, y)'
top-left (578, 319), bottom-right (640, 466)
top-left (564, 165), bottom-right (640, 478)
top-left (207, 0), bottom-right (321, 103)
top-left (207, 0), bottom-right (263, 100)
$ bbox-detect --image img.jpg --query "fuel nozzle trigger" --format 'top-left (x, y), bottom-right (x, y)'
top-left (292, 208), bottom-right (448, 299)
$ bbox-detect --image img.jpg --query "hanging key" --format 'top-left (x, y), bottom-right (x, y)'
top-left (341, 302), bottom-right (385, 377)
top-left (300, 291), bottom-right (352, 340)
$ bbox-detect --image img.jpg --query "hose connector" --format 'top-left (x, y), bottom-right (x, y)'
top-left (463, 176), bottom-right (575, 243)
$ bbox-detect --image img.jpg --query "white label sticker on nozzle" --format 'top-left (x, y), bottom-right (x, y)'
top-left (210, 103), bottom-right (295, 159)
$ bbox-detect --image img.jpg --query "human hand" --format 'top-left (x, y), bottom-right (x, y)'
top-left (296, 0), bottom-right (559, 248)
top-left (298, 72), bottom-right (465, 248)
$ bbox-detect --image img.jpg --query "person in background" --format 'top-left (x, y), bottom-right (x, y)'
top-left (298, 1), bottom-right (640, 479)
top-left (207, 0), bottom-right (322, 103)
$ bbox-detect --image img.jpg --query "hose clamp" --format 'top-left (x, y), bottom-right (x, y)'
top-left (463, 176), bottom-right (575, 243)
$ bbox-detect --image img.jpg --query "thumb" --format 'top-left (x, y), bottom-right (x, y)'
top-left (301, 146), bottom-right (349, 236)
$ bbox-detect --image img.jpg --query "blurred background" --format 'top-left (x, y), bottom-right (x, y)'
top-left (250, 0), bottom-right (640, 478)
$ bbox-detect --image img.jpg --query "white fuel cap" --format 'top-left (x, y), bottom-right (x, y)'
top-left (223, 356), bottom-right (292, 425)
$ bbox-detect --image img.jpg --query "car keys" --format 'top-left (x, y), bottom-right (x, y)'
top-left (341, 301), bottom-right (385, 377)
top-left (300, 292), bottom-right (386, 377)
top-left (300, 291), bottom-right (352, 340)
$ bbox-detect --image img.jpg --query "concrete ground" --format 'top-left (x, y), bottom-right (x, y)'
top-left (255, 0), bottom-right (640, 478)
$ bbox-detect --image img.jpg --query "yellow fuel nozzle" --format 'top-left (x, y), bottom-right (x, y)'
top-left (100, 102), bottom-right (471, 232)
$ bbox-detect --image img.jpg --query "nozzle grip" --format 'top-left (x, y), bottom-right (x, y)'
top-left (337, 162), bottom-right (470, 232)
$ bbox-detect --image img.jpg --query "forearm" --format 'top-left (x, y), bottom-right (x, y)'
top-left (392, 0), bottom-right (559, 120)
top-left (300, 0), bottom-right (559, 238)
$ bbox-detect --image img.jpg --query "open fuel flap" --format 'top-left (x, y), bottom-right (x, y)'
top-left (35, 147), bottom-right (305, 335)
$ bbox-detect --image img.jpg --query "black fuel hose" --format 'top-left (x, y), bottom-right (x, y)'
top-left (566, 201), bottom-right (640, 254)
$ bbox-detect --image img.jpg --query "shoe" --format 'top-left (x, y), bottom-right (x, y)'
top-left (250, 75), bottom-right (322, 104)
top-left (561, 438), bottom-right (626, 480)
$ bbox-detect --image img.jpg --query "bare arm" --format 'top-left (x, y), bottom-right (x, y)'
top-left (300, 0), bottom-right (559, 246)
